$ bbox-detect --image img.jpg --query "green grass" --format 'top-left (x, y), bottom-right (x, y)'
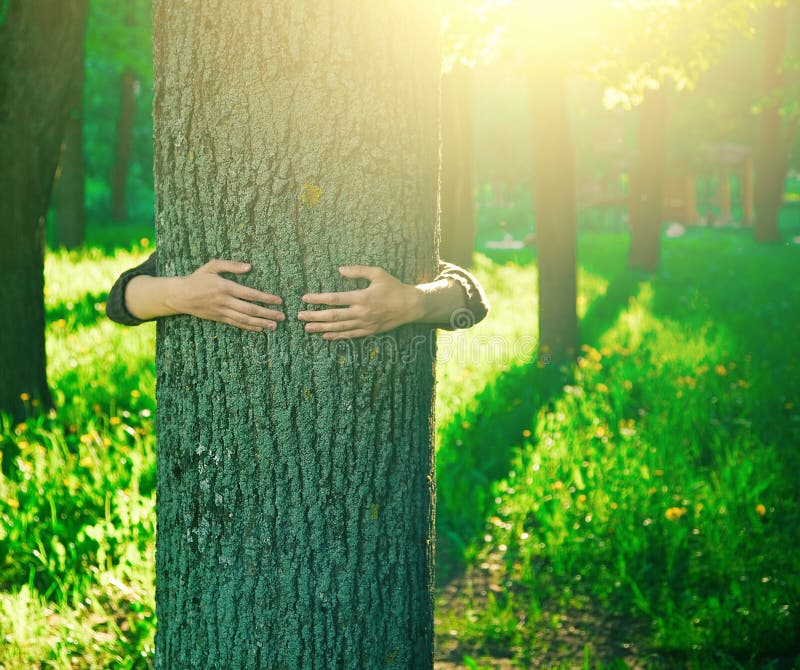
top-left (1, 223), bottom-right (799, 668)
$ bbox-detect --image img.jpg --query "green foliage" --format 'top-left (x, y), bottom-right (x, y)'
top-left (435, 228), bottom-right (800, 667)
top-left (1, 226), bottom-right (799, 667)
top-left (81, 0), bottom-right (154, 223)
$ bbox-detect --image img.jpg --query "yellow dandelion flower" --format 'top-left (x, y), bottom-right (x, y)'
top-left (623, 380), bottom-right (633, 390)
top-left (461, 420), bottom-right (471, 430)
top-left (131, 389), bottom-right (140, 398)
top-left (714, 364), bottom-right (727, 376)
top-left (7, 498), bottom-right (19, 510)
top-left (551, 481), bottom-right (564, 491)
top-left (109, 416), bottom-right (121, 426)
top-left (577, 494), bottom-right (587, 504)
top-left (80, 434), bottom-right (93, 445)
top-left (610, 502), bottom-right (618, 510)
top-left (596, 383), bottom-right (609, 393)
top-left (522, 429), bottom-right (531, 438)
top-left (736, 379), bottom-right (750, 388)
top-left (140, 237), bottom-right (150, 248)
top-left (19, 392), bottom-right (30, 401)
top-left (665, 506), bottom-right (687, 521)
top-left (755, 504), bottom-right (766, 516)
top-left (79, 456), bottom-right (94, 468)
top-left (600, 346), bottom-right (612, 357)
top-left (654, 469), bottom-right (664, 477)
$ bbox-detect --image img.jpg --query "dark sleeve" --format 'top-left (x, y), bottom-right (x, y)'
top-left (105, 250), bottom-right (160, 326)
top-left (430, 260), bottom-right (490, 331)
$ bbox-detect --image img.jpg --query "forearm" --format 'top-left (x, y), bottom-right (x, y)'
top-left (124, 274), bottom-right (185, 321)
top-left (410, 277), bottom-right (467, 325)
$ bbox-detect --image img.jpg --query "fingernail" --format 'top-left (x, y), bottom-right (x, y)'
top-left (241, 262), bottom-right (251, 268)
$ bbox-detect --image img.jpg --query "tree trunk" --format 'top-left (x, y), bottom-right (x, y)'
top-left (0, 0), bottom-right (88, 421)
top-left (111, 68), bottom-right (138, 222)
top-left (152, 2), bottom-right (440, 668)
top-left (742, 156), bottom-right (755, 226)
top-left (628, 87), bottom-right (667, 272)
top-left (54, 30), bottom-right (87, 250)
top-left (440, 63), bottom-right (475, 268)
top-left (528, 68), bottom-right (578, 364)
top-left (754, 2), bottom-right (789, 243)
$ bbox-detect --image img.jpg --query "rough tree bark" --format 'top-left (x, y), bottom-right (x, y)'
top-left (111, 68), bottom-right (138, 222)
top-left (754, 2), bottom-right (789, 243)
top-left (54, 21), bottom-right (88, 250)
top-left (0, 0), bottom-right (88, 420)
top-left (628, 87), bottom-right (667, 272)
top-left (528, 67), bottom-right (578, 363)
top-left (439, 63), bottom-right (475, 269)
top-left (152, 2), bottom-right (440, 668)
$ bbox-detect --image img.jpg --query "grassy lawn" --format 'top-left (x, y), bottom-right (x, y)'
top-left (1, 224), bottom-right (799, 668)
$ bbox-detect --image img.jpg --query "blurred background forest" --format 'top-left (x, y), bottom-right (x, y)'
top-left (2, 0), bottom-right (800, 668)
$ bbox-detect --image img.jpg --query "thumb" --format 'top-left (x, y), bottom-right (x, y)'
top-left (339, 265), bottom-right (383, 282)
top-left (202, 259), bottom-right (252, 274)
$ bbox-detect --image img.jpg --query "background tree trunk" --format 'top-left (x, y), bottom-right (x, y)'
top-left (529, 67), bottom-right (579, 363)
top-left (111, 68), bottom-right (138, 222)
top-left (152, 2), bottom-right (440, 667)
top-left (754, 2), bottom-right (789, 243)
top-left (54, 29), bottom-right (87, 250)
top-left (628, 87), bottom-right (667, 271)
top-left (440, 63), bottom-right (475, 268)
top-left (0, 0), bottom-right (88, 420)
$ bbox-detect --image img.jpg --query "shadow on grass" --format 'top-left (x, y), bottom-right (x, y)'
top-left (435, 264), bottom-right (647, 585)
top-left (46, 292), bottom-right (109, 330)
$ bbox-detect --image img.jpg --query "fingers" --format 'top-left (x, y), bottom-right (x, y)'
top-left (201, 259), bottom-right (253, 275)
top-left (227, 296), bottom-right (286, 323)
top-left (219, 309), bottom-right (278, 332)
top-left (338, 265), bottom-right (385, 281)
top-left (302, 319), bottom-right (362, 334)
top-left (301, 290), bottom-right (364, 306)
top-left (229, 281), bottom-right (283, 305)
top-left (297, 307), bottom-right (358, 323)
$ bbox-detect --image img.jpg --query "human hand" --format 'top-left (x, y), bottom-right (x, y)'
top-left (297, 266), bottom-right (424, 339)
top-left (169, 259), bottom-right (285, 332)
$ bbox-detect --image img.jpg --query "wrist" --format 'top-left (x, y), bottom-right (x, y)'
top-left (164, 276), bottom-right (187, 315)
top-left (406, 284), bottom-right (428, 324)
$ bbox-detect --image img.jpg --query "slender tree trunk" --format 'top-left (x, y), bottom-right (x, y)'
top-left (718, 167), bottom-right (731, 225)
top-left (111, 69), bottom-right (138, 222)
top-left (440, 63), bottom-right (475, 268)
top-left (54, 30), bottom-right (87, 249)
top-left (742, 156), bottom-right (755, 225)
top-left (754, 2), bottom-right (789, 242)
top-left (628, 87), bottom-right (667, 271)
top-left (152, 2), bottom-right (440, 667)
top-left (528, 67), bottom-right (578, 363)
top-left (0, 0), bottom-right (88, 421)
top-left (684, 173), bottom-right (697, 225)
